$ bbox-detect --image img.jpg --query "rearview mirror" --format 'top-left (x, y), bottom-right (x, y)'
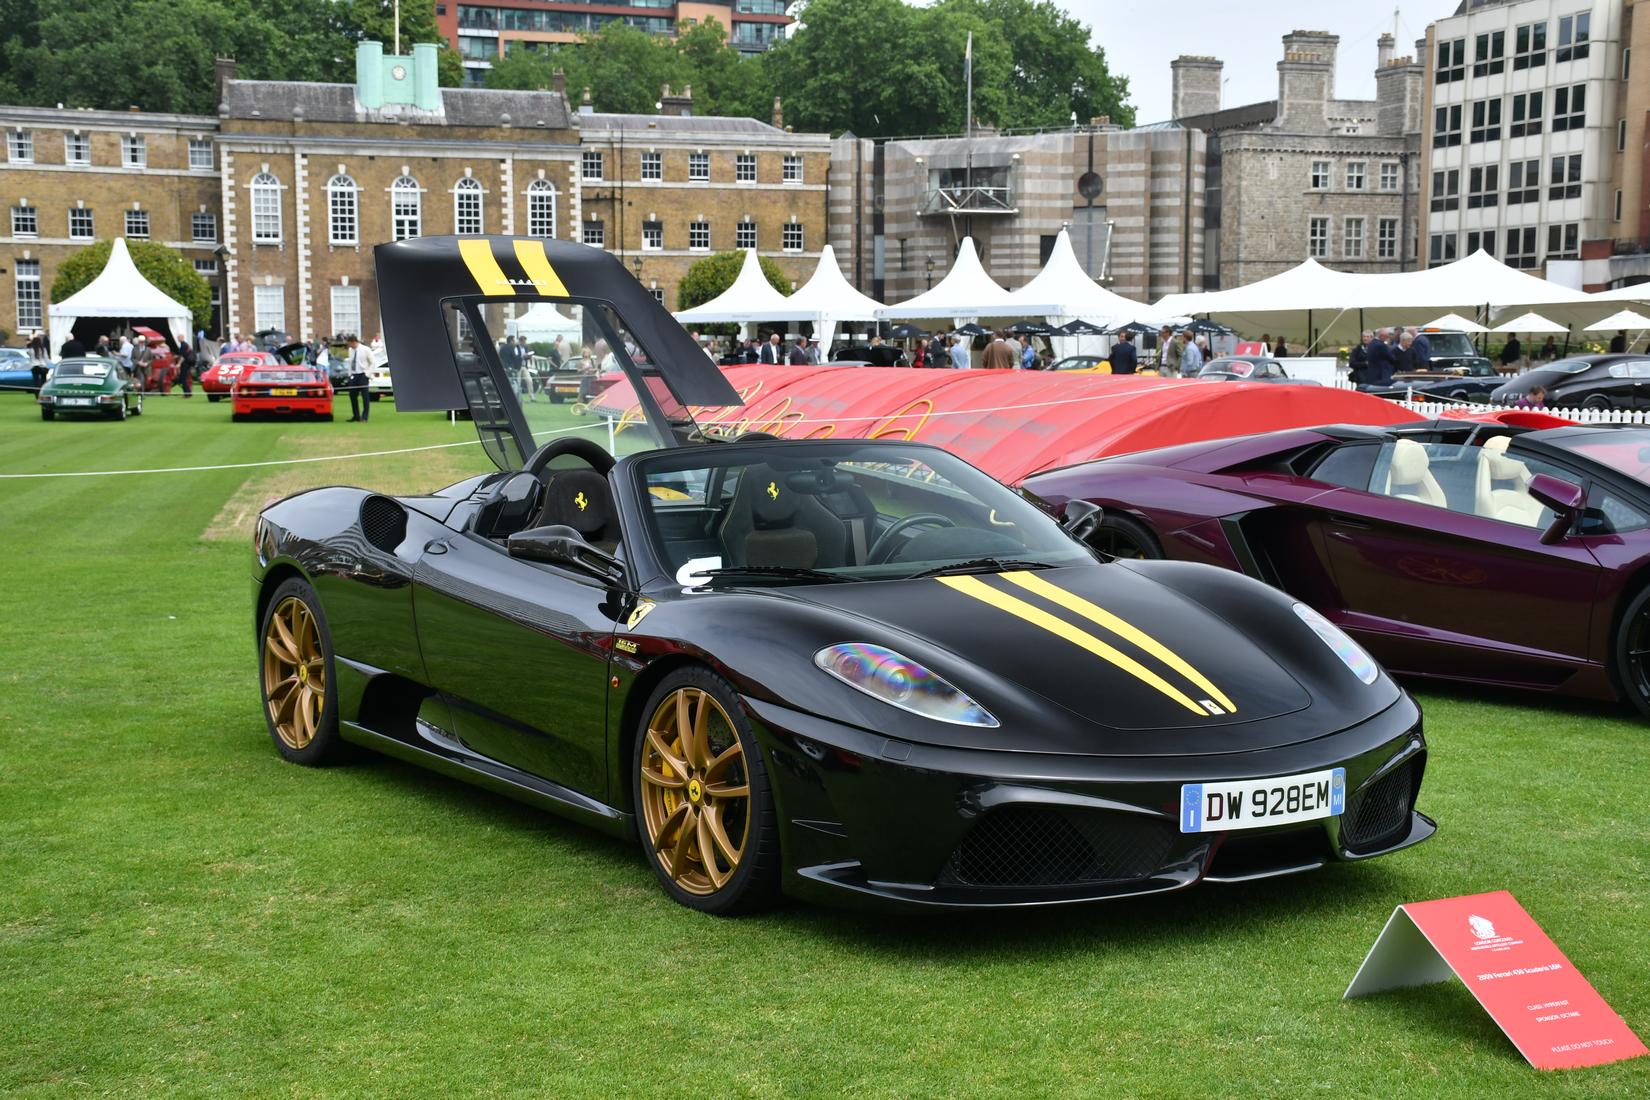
top-left (508, 524), bottom-right (625, 583)
top-left (1059, 499), bottom-right (1103, 542)
top-left (1527, 473), bottom-right (1585, 545)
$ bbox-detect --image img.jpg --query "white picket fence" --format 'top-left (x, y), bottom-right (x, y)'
top-left (1387, 397), bottom-right (1650, 425)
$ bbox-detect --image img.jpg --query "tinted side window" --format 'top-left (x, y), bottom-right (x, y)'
top-left (1578, 488), bottom-right (1650, 535)
top-left (1308, 443), bottom-right (1381, 490)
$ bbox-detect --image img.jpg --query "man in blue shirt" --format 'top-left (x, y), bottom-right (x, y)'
top-left (1179, 332), bottom-right (1203, 376)
top-left (949, 334), bottom-right (972, 370)
top-left (1019, 335), bottom-right (1037, 370)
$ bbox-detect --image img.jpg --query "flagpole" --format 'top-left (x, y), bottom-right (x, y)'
top-left (964, 31), bottom-right (973, 241)
top-left (394, 0), bottom-right (401, 55)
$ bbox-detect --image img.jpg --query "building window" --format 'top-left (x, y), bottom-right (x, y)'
top-left (1626, 47), bottom-right (1633, 79)
top-left (1345, 161), bottom-right (1366, 190)
top-left (1467, 166), bottom-right (1500, 210)
top-left (1377, 217), bottom-right (1398, 259)
top-left (1552, 84), bottom-right (1585, 131)
top-left (15, 259), bottom-right (41, 330)
top-left (330, 284), bottom-right (361, 338)
top-left (453, 177), bottom-right (484, 235)
top-left (1620, 119), bottom-right (1629, 152)
top-left (194, 258), bottom-right (218, 277)
top-left (649, 287), bottom-right (665, 305)
top-left (642, 220), bottom-right (663, 251)
top-left (69, 208), bottom-right (94, 240)
top-left (783, 222), bottom-right (804, 251)
top-left (390, 175), bottom-right (421, 240)
top-left (581, 219), bottom-right (604, 247)
top-left (1466, 230), bottom-right (1495, 257)
top-left (1310, 160), bottom-right (1331, 189)
top-left (1514, 22), bottom-right (1546, 69)
top-left (1469, 98), bottom-right (1501, 143)
top-left (641, 151), bottom-right (662, 180)
top-left (1429, 169), bottom-right (1460, 212)
top-left (688, 220), bottom-right (711, 250)
top-left (121, 135), bottom-right (146, 168)
top-left (1504, 226), bottom-right (1537, 268)
top-left (1308, 217), bottom-right (1330, 258)
top-left (327, 174), bottom-right (358, 245)
top-left (64, 133), bottom-right (89, 166)
top-left (1473, 30), bottom-right (1505, 76)
top-left (582, 150), bottom-right (604, 181)
top-left (526, 178), bottom-right (557, 238)
top-left (7, 130), bottom-right (32, 163)
top-left (1433, 104), bottom-right (1463, 148)
top-left (188, 138), bottom-right (213, 170)
top-left (124, 209), bottom-right (150, 238)
top-left (11, 205), bottom-right (37, 237)
top-left (1429, 232), bottom-right (1458, 264)
top-left (736, 219), bottom-right (756, 249)
top-left (192, 212), bottom-right (217, 243)
top-left (253, 285), bottom-right (285, 332)
top-left (1378, 162), bottom-right (1399, 191)
top-left (1435, 38), bottom-right (1465, 83)
top-left (1549, 154), bottom-right (1582, 200)
top-left (689, 152), bottom-right (710, 181)
top-left (1556, 11), bottom-right (1590, 63)
top-left (1343, 217), bottom-right (1365, 259)
top-left (736, 153), bottom-right (756, 182)
top-left (1510, 91), bottom-right (1543, 137)
top-left (1507, 159), bottom-right (1539, 204)
top-left (1616, 188), bottom-right (1624, 221)
top-left (1547, 222), bottom-right (1579, 259)
top-left (782, 154), bottom-right (803, 183)
top-left (250, 171), bottom-right (282, 242)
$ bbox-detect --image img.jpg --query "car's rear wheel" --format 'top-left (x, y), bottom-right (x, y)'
top-left (1088, 513), bottom-right (1162, 560)
top-left (207, 393), bottom-right (221, 403)
top-left (39, 406), bottom-right (53, 421)
top-left (131, 394), bottom-right (143, 416)
top-left (232, 412), bottom-right (249, 422)
top-left (110, 400), bottom-right (127, 421)
top-left (633, 669), bottom-right (779, 914)
top-left (1584, 395), bottom-right (1613, 411)
top-left (259, 578), bottom-right (343, 765)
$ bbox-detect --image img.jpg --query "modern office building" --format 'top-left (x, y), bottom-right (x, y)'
top-left (441, 0), bottom-right (794, 84)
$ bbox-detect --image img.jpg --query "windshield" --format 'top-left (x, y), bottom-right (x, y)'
top-left (1421, 332), bottom-right (1477, 358)
top-left (634, 442), bottom-right (1091, 585)
top-left (1551, 431), bottom-right (1650, 484)
top-left (52, 359), bottom-right (113, 378)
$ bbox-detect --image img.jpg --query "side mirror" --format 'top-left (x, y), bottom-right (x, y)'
top-left (508, 524), bottom-right (625, 584)
top-left (1527, 473), bottom-right (1585, 545)
top-left (1059, 499), bottom-right (1103, 542)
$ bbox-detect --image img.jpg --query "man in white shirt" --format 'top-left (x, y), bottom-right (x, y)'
top-left (344, 335), bottom-right (371, 422)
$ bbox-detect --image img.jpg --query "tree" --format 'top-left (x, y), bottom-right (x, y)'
top-left (483, 49), bottom-right (562, 92)
top-left (51, 240), bottom-right (214, 331)
top-left (678, 251), bottom-right (790, 313)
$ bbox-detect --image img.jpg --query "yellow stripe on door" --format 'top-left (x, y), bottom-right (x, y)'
top-left (512, 238), bottom-right (569, 297)
top-left (936, 574), bottom-right (1208, 716)
top-left (999, 571), bottom-right (1236, 714)
top-left (457, 238), bottom-right (514, 297)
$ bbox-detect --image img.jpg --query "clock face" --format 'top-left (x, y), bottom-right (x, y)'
top-left (391, 64), bottom-right (407, 81)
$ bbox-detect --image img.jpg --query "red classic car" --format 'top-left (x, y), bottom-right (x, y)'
top-left (131, 327), bottom-right (178, 392)
top-left (202, 351), bottom-right (279, 401)
top-left (231, 365), bottom-right (334, 421)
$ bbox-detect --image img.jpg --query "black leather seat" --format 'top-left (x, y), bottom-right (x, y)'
top-left (717, 464), bottom-right (849, 568)
top-left (538, 468), bottom-right (617, 550)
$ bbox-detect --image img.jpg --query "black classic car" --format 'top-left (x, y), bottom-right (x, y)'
top-left (250, 235), bottom-right (1433, 914)
top-left (1492, 354), bottom-right (1650, 411)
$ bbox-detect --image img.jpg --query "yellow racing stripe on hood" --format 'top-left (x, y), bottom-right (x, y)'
top-left (999, 571), bottom-right (1236, 714)
top-left (936, 574), bottom-right (1208, 716)
top-left (513, 238), bottom-right (569, 297)
top-left (458, 238), bottom-right (514, 297)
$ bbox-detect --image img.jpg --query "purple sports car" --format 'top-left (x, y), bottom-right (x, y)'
top-left (1023, 420), bottom-right (1650, 717)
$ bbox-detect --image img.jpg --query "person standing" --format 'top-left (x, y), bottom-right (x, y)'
top-left (1178, 331), bottom-right (1203, 376)
top-left (1396, 330), bottom-right (1416, 374)
top-left (1160, 326), bottom-right (1182, 375)
top-left (176, 341), bottom-right (196, 397)
top-left (1538, 335), bottom-right (1560, 361)
top-left (1348, 330), bottom-right (1372, 385)
top-left (1108, 330), bottom-right (1138, 375)
top-left (549, 334), bottom-right (565, 368)
top-left (1272, 336), bottom-right (1290, 357)
top-left (1610, 330), bottom-right (1627, 353)
top-left (982, 330), bottom-right (1017, 370)
top-left (116, 332), bottom-right (133, 359)
top-left (790, 335), bottom-right (810, 365)
top-left (949, 334), bottom-right (972, 370)
top-left (927, 333), bottom-right (946, 369)
top-left (1500, 334), bottom-right (1522, 368)
top-left (758, 332), bottom-right (782, 364)
top-left (1363, 328), bottom-right (1395, 388)
top-left (344, 334), bottom-right (370, 422)
top-left (1409, 326), bottom-right (1432, 370)
top-left (129, 336), bottom-right (152, 388)
top-left (1018, 335), bottom-right (1038, 370)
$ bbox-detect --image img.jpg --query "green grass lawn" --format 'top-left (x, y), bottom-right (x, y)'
top-left (1, 390), bottom-right (1646, 1097)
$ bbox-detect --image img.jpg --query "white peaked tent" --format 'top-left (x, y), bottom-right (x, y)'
top-left (672, 248), bottom-right (792, 324)
top-left (996, 229), bottom-right (1155, 323)
top-left (47, 238), bottom-right (194, 355)
top-left (507, 302), bottom-right (584, 344)
top-left (736, 245), bottom-right (883, 324)
top-left (1590, 281), bottom-right (1650, 303)
top-left (879, 237), bottom-right (1014, 320)
top-left (1420, 312), bottom-right (1487, 333)
top-left (1492, 310), bottom-right (1569, 334)
top-left (1585, 307), bottom-right (1650, 331)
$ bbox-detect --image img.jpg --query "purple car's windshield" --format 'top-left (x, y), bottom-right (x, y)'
top-left (1555, 431), bottom-right (1650, 485)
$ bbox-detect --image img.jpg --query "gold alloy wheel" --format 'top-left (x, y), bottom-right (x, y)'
top-left (263, 595), bottom-right (326, 751)
top-left (639, 687), bottom-right (751, 896)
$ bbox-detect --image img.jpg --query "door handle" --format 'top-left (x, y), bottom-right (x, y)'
top-left (424, 538), bottom-right (449, 555)
top-left (1329, 515), bottom-right (1373, 530)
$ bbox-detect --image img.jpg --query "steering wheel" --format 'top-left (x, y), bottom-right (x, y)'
top-left (523, 435), bottom-right (614, 480)
top-left (866, 513), bottom-right (956, 565)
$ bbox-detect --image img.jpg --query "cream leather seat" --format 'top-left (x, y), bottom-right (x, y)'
top-left (1474, 435), bottom-right (1546, 526)
top-left (1384, 438), bottom-right (1448, 508)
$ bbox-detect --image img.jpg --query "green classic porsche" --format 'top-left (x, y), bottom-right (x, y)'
top-left (37, 357), bottom-right (143, 420)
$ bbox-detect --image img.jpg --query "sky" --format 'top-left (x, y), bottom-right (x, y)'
top-left (1057, 0), bottom-right (1464, 124)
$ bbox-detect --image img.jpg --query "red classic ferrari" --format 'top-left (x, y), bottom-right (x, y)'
top-left (202, 351), bottom-right (278, 401)
top-left (231, 364), bottom-right (334, 421)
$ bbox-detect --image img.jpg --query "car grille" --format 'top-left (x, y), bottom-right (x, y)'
top-left (938, 805), bottom-right (1178, 888)
top-left (1340, 757), bottom-right (1419, 854)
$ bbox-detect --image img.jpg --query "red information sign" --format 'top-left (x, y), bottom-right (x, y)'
top-left (1345, 891), bottom-right (1646, 1070)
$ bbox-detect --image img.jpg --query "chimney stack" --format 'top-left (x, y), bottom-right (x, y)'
top-left (579, 87), bottom-right (594, 115)
top-left (1276, 30), bottom-right (1338, 132)
top-left (552, 69), bottom-right (565, 96)
top-left (214, 57), bottom-right (237, 108)
top-left (1377, 31), bottom-right (1394, 69)
top-left (660, 83), bottom-right (693, 117)
top-left (1169, 55), bottom-right (1222, 119)
top-left (772, 96), bottom-right (784, 129)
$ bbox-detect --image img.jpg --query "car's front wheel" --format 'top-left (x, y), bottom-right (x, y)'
top-left (259, 577), bottom-right (344, 765)
top-left (1584, 394), bottom-right (1613, 411)
top-left (1614, 586), bottom-right (1650, 722)
top-left (207, 393), bottom-right (221, 403)
top-left (1088, 512), bottom-right (1163, 560)
top-left (633, 668), bottom-right (779, 914)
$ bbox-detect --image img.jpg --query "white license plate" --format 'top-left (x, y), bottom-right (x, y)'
top-left (1179, 767), bottom-right (1345, 833)
top-left (59, 396), bottom-right (93, 406)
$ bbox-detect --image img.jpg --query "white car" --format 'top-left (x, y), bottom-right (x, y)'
top-left (367, 344), bottom-right (392, 400)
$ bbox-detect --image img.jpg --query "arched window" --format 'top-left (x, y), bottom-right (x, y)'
top-left (249, 171), bottom-right (282, 243)
top-left (526, 178), bottom-right (557, 239)
top-left (326, 174), bottom-right (358, 246)
top-left (453, 176), bottom-right (484, 235)
top-left (390, 175), bottom-right (421, 241)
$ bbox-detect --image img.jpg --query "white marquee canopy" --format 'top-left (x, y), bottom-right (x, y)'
top-left (734, 245), bottom-right (883, 324)
top-left (47, 238), bottom-right (194, 356)
top-left (994, 229), bottom-right (1156, 324)
top-left (878, 237), bottom-right (1014, 321)
top-left (672, 248), bottom-right (793, 325)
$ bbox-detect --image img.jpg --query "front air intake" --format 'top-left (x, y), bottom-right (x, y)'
top-left (359, 495), bottom-right (407, 554)
top-left (939, 806), bottom-right (1177, 888)
top-left (1340, 757), bottom-right (1420, 854)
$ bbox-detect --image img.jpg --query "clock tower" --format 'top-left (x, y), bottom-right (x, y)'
top-left (355, 41), bottom-right (442, 114)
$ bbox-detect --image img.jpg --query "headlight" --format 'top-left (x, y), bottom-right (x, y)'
top-left (814, 643), bottom-right (999, 727)
top-left (1292, 603), bottom-right (1379, 685)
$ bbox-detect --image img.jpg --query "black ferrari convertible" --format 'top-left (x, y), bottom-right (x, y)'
top-left (252, 236), bottom-right (1433, 913)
